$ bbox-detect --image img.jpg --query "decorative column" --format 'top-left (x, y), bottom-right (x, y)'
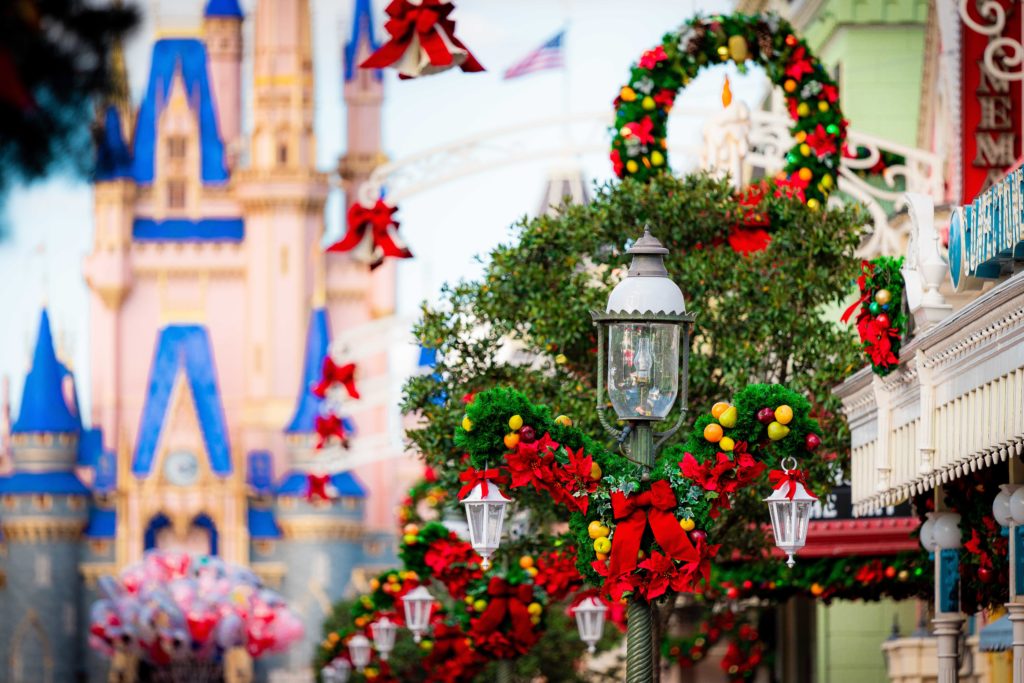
top-left (933, 612), bottom-right (964, 683)
top-left (934, 519), bottom-right (962, 683)
top-left (1009, 602), bottom-right (1024, 683)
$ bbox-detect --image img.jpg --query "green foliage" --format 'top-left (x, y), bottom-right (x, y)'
top-left (403, 173), bottom-right (864, 569)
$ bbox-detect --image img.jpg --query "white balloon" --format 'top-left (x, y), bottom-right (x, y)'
top-left (919, 513), bottom-right (936, 552)
top-left (994, 484), bottom-right (1019, 527)
top-left (933, 512), bottom-right (962, 550)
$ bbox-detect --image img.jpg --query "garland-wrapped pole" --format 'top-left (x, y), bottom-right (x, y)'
top-left (627, 423), bottom-right (656, 683)
top-left (496, 660), bottom-right (513, 683)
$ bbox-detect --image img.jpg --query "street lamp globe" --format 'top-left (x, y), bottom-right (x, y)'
top-left (993, 485), bottom-right (1019, 527)
top-left (401, 585), bottom-right (435, 643)
top-left (573, 596), bottom-right (608, 654)
top-left (592, 228), bottom-right (692, 422)
top-left (1010, 487), bottom-right (1024, 525)
top-left (370, 616), bottom-right (397, 661)
top-left (459, 480), bottom-right (510, 570)
top-left (347, 634), bottom-right (372, 672)
top-left (918, 512), bottom-right (937, 552)
top-left (764, 459), bottom-right (816, 567)
top-left (932, 512), bottom-right (962, 550)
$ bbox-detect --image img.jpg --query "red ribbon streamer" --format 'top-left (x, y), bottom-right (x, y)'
top-left (473, 577), bottom-right (534, 643)
top-left (767, 469), bottom-right (817, 500)
top-left (361, 0), bottom-right (484, 75)
top-left (608, 480), bottom-right (699, 580)
top-left (457, 466), bottom-right (506, 499)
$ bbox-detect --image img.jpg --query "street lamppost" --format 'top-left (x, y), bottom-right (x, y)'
top-left (592, 228), bottom-right (693, 683)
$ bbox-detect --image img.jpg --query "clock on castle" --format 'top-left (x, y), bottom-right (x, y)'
top-left (0, 1), bottom-right (406, 681)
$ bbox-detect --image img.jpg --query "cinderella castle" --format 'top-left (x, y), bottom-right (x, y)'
top-left (0, 0), bottom-right (412, 680)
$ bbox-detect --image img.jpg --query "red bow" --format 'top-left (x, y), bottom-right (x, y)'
top-left (473, 577), bottom-right (535, 643)
top-left (328, 200), bottom-right (412, 269)
top-left (315, 414), bottom-right (349, 450)
top-left (306, 474), bottom-right (332, 502)
top-left (312, 358), bottom-right (360, 400)
top-left (623, 117), bottom-right (655, 145)
top-left (840, 260), bottom-right (874, 324)
top-left (361, 0), bottom-right (484, 77)
top-left (457, 466), bottom-right (506, 499)
top-left (608, 480), bottom-right (699, 579)
top-left (768, 469), bottom-right (816, 500)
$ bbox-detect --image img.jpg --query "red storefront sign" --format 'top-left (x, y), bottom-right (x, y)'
top-left (961, 0), bottom-right (1024, 202)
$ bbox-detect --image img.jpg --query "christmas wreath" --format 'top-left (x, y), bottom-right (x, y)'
top-left (397, 467), bottom-right (447, 527)
top-left (663, 608), bottom-right (765, 682)
top-left (841, 256), bottom-right (906, 375)
top-left (456, 384), bottom-right (825, 602)
top-left (462, 568), bottom-right (547, 660)
top-left (611, 12), bottom-right (845, 209)
top-left (351, 569), bottom-right (422, 628)
top-left (398, 521), bottom-right (483, 600)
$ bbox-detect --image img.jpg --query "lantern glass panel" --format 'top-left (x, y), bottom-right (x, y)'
top-left (371, 617), bottom-right (397, 657)
top-left (465, 501), bottom-right (486, 547)
top-left (485, 499), bottom-right (507, 549)
top-left (607, 322), bottom-right (679, 420)
top-left (348, 634), bottom-right (371, 669)
top-left (573, 597), bottom-right (607, 652)
top-left (402, 587), bottom-right (434, 642)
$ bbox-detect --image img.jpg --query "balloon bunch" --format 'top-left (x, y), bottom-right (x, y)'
top-left (89, 551), bottom-right (304, 665)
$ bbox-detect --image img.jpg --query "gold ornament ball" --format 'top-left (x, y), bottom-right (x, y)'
top-left (784, 79), bottom-right (797, 93)
top-left (509, 414), bottom-right (523, 430)
top-left (473, 599), bottom-right (488, 612)
top-left (818, 100), bottom-right (829, 112)
top-left (898, 570), bottom-right (909, 581)
top-left (555, 414), bottom-right (573, 427)
top-left (774, 404), bottom-right (794, 425)
top-left (420, 640), bottom-right (434, 652)
top-left (720, 436), bottom-right (736, 452)
top-left (727, 35), bottom-right (749, 62)
top-left (807, 198), bottom-right (820, 210)
top-left (526, 566), bottom-right (538, 577)
top-left (626, 160), bottom-right (639, 173)
top-left (800, 143), bottom-right (811, 157)
top-left (821, 174), bottom-right (833, 189)
top-left (620, 86), bottom-right (636, 102)
top-left (798, 168), bottom-right (813, 182)
top-left (462, 416), bottom-right (473, 431)
top-left (794, 130), bottom-right (807, 143)
top-left (594, 536), bottom-right (612, 554)
top-left (680, 517), bottom-right (696, 532)
top-left (875, 288), bottom-right (892, 305)
top-left (650, 150), bottom-right (665, 167)
top-left (717, 45), bottom-right (729, 59)
top-left (641, 96), bottom-right (656, 111)
top-left (797, 102), bottom-right (810, 117)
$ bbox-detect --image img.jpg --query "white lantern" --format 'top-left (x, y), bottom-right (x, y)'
top-left (993, 484), bottom-right (1019, 527)
top-left (459, 480), bottom-right (510, 570)
top-left (370, 616), bottom-right (397, 661)
top-left (1010, 487), bottom-right (1024, 525)
top-left (322, 658), bottom-right (351, 683)
top-left (918, 512), bottom-right (937, 552)
top-left (347, 634), bottom-right (372, 672)
top-left (932, 512), bottom-right (962, 550)
top-left (401, 585), bottom-right (435, 643)
top-left (763, 459), bottom-right (815, 567)
top-left (573, 596), bottom-right (608, 654)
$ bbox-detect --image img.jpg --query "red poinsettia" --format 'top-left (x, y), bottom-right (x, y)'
top-left (680, 451), bottom-right (765, 519)
top-left (534, 550), bottom-right (584, 602)
top-left (773, 175), bottom-right (807, 203)
top-left (820, 83), bottom-right (839, 103)
top-left (610, 149), bottom-right (624, 176)
top-left (554, 446), bottom-right (599, 514)
top-left (639, 45), bottom-right (667, 69)
top-left (653, 88), bottom-right (676, 109)
top-left (805, 124), bottom-right (837, 158)
top-left (674, 536), bottom-right (720, 592)
top-left (622, 117), bottom-right (655, 145)
top-left (424, 535), bottom-right (482, 599)
top-left (785, 45), bottom-right (814, 81)
top-left (506, 433), bottom-right (559, 491)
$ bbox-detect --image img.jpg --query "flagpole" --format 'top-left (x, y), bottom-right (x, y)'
top-left (560, 14), bottom-right (571, 164)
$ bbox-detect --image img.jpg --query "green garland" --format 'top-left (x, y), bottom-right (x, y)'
top-left (844, 256), bottom-right (906, 375)
top-left (611, 12), bottom-right (845, 208)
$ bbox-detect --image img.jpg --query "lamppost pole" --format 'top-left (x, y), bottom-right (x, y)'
top-left (592, 228), bottom-right (692, 683)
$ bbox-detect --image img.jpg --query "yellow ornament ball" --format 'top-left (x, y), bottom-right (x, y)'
top-left (818, 100), bottom-right (829, 113)
top-left (794, 130), bottom-right (807, 143)
top-left (711, 402), bottom-right (730, 419)
top-left (527, 602), bottom-right (543, 616)
top-left (775, 404), bottom-right (794, 425)
top-left (503, 433), bottom-right (520, 449)
top-left (530, 615), bottom-right (541, 625)
top-left (365, 668), bottom-right (379, 679)
top-left (720, 436), bottom-right (736, 452)
top-left (403, 533), bottom-right (418, 545)
top-left (594, 536), bottom-right (612, 554)
top-left (588, 520), bottom-right (605, 539)
top-left (641, 96), bottom-right (656, 111)
top-left (462, 416), bottom-right (473, 432)
top-left (620, 86), bottom-right (636, 102)
top-left (728, 35), bottom-right (749, 62)
top-left (717, 45), bottom-right (729, 59)
top-left (591, 462), bottom-right (603, 480)
top-left (703, 423), bottom-right (724, 443)
top-left (369, 578), bottom-right (380, 591)
top-left (650, 150), bottom-right (665, 167)
top-left (420, 640), bottom-right (434, 652)
top-left (821, 174), bottom-right (834, 189)
top-left (519, 555), bottom-right (534, 570)
top-left (626, 160), bottom-right (639, 174)
top-left (797, 102), bottom-right (810, 117)
top-left (509, 414), bottom-right (524, 431)
top-left (784, 79), bottom-right (797, 93)
top-left (473, 599), bottom-right (488, 612)
top-left (800, 143), bottom-right (811, 157)
top-left (555, 353), bottom-right (568, 364)
top-left (680, 517), bottom-right (696, 532)
top-left (555, 414), bottom-right (573, 427)
top-left (798, 168), bottom-right (813, 182)
top-left (875, 288), bottom-right (892, 305)
top-left (807, 198), bottom-right (820, 210)
top-left (811, 583), bottom-right (824, 596)
top-left (526, 566), bottom-right (538, 577)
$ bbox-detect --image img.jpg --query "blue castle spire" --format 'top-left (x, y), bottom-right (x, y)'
top-left (285, 308), bottom-right (330, 433)
top-left (345, 0), bottom-right (381, 82)
top-left (204, 0), bottom-right (243, 19)
top-left (12, 310), bottom-right (78, 434)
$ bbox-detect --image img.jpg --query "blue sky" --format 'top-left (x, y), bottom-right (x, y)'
top-left (0, 0), bottom-right (768, 420)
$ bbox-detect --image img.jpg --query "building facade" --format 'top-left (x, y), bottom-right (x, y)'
top-left (0, 0), bottom-right (405, 681)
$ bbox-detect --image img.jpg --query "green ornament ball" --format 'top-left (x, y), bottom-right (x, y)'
top-left (868, 301), bottom-right (881, 315)
top-left (826, 123), bottom-right (839, 135)
top-left (786, 152), bottom-right (798, 165)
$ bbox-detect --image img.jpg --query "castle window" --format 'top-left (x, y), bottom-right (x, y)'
top-left (34, 554), bottom-right (51, 587)
top-left (254, 540), bottom-right (275, 556)
top-left (277, 143), bottom-right (289, 166)
top-left (67, 496), bottom-right (85, 511)
top-left (32, 494), bottom-right (52, 511)
top-left (167, 179), bottom-right (186, 209)
top-left (2, 496), bottom-right (15, 510)
top-left (167, 135), bottom-right (187, 159)
top-left (89, 540), bottom-right (110, 556)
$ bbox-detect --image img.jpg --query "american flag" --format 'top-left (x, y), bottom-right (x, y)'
top-left (503, 30), bottom-right (565, 80)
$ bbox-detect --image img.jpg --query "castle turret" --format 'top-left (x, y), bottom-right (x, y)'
top-left (0, 309), bottom-right (88, 683)
top-left (203, 0), bottom-right (243, 167)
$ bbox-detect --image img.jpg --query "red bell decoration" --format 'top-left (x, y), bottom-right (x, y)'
top-left (361, 0), bottom-right (485, 79)
top-left (328, 199), bottom-right (412, 269)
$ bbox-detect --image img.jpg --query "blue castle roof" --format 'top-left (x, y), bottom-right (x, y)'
top-left (13, 310), bottom-right (79, 434)
top-left (131, 39), bottom-right (228, 186)
top-left (248, 507), bottom-right (281, 538)
top-left (132, 325), bottom-right (232, 477)
top-left (85, 507), bottom-right (117, 538)
top-left (204, 0), bottom-right (243, 19)
top-left (0, 471), bottom-right (89, 495)
top-left (285, 308), bottom-right (330, 433)
top-left (345, 0), bottom-right (382, 82)
top-left (95, 106), bottom-right (133, 181)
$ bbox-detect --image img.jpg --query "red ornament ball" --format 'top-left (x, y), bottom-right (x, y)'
top-left (805, 433), bottom-right (821, 451)
top-left (978, 567), bottom-right (994, 583)
top-left (742, 580), bottom-right (753, 590)
top-left (519, 425), bottom-right (537, 443)
top-left (884, 566), bottom-right (896, 579)
top-left (785, 35), bottom-right (797, 47)
top-left (689, 529), bottom-right (707, 545)
top-left (726, 587), bottom-right (740, 599)
top-left (875, 313), bottom-right (891, 327)
top-left (757, 407), bottom-right (776, 425)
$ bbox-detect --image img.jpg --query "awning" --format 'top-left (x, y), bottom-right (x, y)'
top-left (979, 615), bottom-right (1012, 652)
